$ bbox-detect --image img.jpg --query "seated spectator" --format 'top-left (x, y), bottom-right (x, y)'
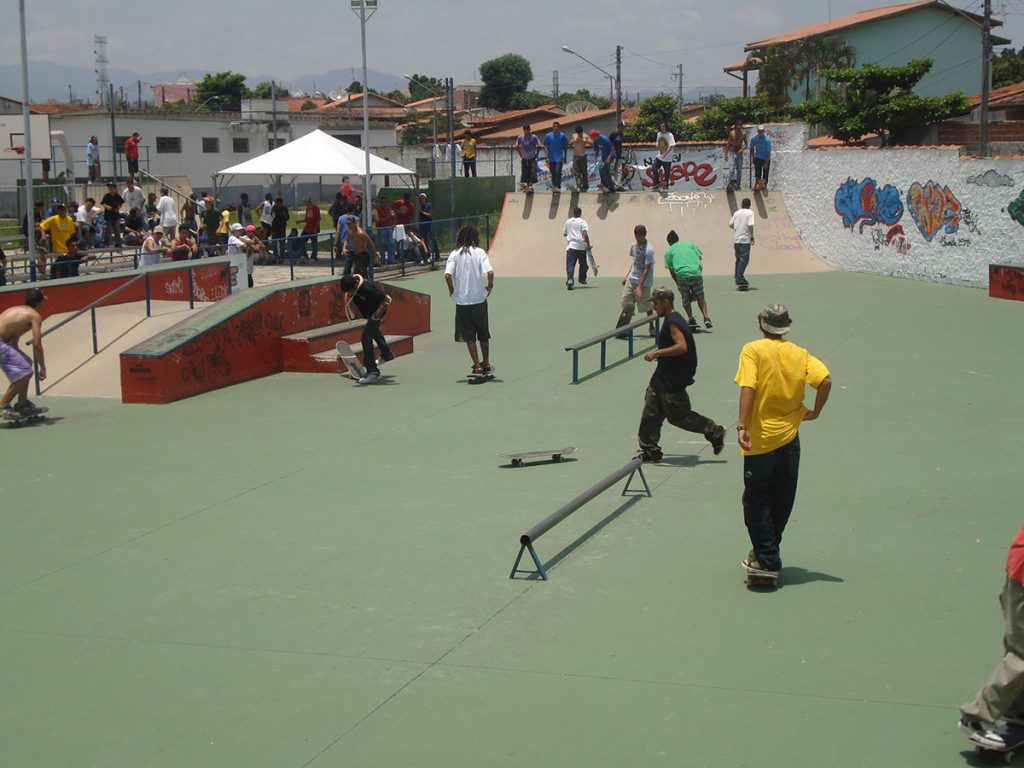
top-left (139, 226), bottom-right (170, 267)
top-left (168, 228), bottom-right (197, 261)
top-left (288, 227), bottom-right (305, 261)
top-left (123, 208), bottom-right (146, 246)
top-left (144, 192), bottom-right (159, 230)
top-left (51, 235), bottom-right (83, 279)
top-left (241, 224), bottom-right (271, 264)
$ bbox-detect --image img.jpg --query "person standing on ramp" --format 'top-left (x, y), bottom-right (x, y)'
top-left (444, 225), bottom-right (494, 376)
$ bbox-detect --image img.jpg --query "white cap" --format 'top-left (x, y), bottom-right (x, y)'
top-left (757, 124), bottom-right (766, 131)
top-left (229, 223), bottom-right (243, 232)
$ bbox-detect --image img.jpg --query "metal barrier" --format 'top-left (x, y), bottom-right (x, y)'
top-left (29, 262), bottom-right (228, 395)
top-left (510, 456), bottom-right (652, 580)
top-left (564, 315), bottom-right (662, 384)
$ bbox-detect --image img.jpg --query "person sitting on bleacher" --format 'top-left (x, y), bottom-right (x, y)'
top-left (123, 208), bottom-right (146, 246)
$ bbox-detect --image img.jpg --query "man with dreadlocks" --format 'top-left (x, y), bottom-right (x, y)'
top-left (443, 225), bottom-right (494, 376)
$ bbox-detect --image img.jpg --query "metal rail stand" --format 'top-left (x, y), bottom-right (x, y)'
top-left (509, 458), bottom-right (652, 581)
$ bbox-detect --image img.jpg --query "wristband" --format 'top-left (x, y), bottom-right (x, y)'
top-left (737, 425), bottom-right (747, 431)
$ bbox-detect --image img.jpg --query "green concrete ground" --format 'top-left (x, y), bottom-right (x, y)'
top-left (1, 269), bottom-right (1021, 767)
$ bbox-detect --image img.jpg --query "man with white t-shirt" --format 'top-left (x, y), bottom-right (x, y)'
top-left (729, 197), bottom-right (756, 291)
top-left (121, 178), bottom-right (144, 216)
top-left (156, 187), bottom-right (178, 238)
top-left (651, 121), bottom-right (675, 191)
top-left (444, 224), bottom-right (494, 375)
top-left (562, 206), bottom-right (592, 290)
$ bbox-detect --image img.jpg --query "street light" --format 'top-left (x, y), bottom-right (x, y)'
top-left (561, 44), bottom-right (622, 125)
top-left (351, 0), bottom-right (379, 230)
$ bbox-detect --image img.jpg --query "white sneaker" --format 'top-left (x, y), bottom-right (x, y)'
top-left (358, 371), bottom-right (380, 384)
top-left (959, 717), bottom-right (1006, 749)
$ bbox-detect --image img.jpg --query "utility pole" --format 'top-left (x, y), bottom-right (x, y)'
top-left (615, 45), bottom-right (622, 125)
top-left (553, 70), bottom-right (559, 100)
top-left (672, 64), bottom-right (684, 112)
top-left (980, 0), bottom-right (992, 156)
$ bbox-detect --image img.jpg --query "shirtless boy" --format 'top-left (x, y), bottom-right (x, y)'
top-left (0, 288), bottom-right (47, 419)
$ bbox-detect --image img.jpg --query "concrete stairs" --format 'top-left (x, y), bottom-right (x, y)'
top-left (281, 319), bottom-right (414, 374)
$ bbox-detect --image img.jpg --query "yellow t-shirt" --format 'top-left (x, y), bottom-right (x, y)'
top-left (40, 214), bottom-right (76, 253)
top-left (218, 209), bottom-right (230, 235)
top-left (461, 137), bottom-right (476, 159)
top-left (735, 337), bottom-right (829, 456)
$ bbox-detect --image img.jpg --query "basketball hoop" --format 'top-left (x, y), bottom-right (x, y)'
top-left (4, 145), bottom-right (25, 155)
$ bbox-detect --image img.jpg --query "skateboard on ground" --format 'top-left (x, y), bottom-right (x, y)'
top-left (587, 247), bottom-right (599, 276)
top-left (969, 724), bottom-right (1024, 762)
top-left (499, 446), bottom-right (576, 467)
top-left (742, 560), bottom-right (779, 588)
top-left (335, 340), bottom-right (367, 381)
top-left (3, 405), bottom-right (49, 427)
top-left (468, 364), bottom-right (495, 382)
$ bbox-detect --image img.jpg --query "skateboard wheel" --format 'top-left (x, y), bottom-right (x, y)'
top-left (552, 454), bottom-right (562, 462)
top-left (511, 459), bottom-right (523, 467)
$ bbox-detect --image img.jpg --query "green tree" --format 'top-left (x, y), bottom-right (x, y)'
top-left (400, 115), bottom-right (463, 147)
top-left (479, 53), bottom-right (533, 110)
top-left (346, 80), bottom-right (363, 95)
top-left (791, 36), bottom-right (857, 100)
top-left (195, 71), bottom-right (250, 111)
top-left (688, 95), bottom-right (784, 141)
top-left (754, 43), bottom-right (801, 104)
top-left (623, 93), bottom-right (690, 142)
top-left (300, 100), bottom-right (317, 111)
top-left (251, 81), bottom-right (289, 99)
top-left (384, 90), bottom-right (409, 104)
top-left (993, 47), bottom-right (1024, 89)
top-left (792, 59), bottom-right (971, 145)
top-left (554, 88), bottom-right (611, 110)
top-left (407, 74), bottom-right (444, 101)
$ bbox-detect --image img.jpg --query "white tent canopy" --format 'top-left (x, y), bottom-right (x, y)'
top-left (215, 129), bottom-right (414, 185)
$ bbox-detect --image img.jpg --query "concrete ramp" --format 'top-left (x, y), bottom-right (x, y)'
top-left (38, 301), bottom-right (209, 399)
top-left (488, 190), bottom-right (831, 278)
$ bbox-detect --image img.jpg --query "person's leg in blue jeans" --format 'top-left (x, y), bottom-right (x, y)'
top-left (598, 161), bottom-right (613, 190)
top-left (742, 437), bottom-right (801, 572)
top-left (731, 153), bottom-right (743, 188)
top-left (734, 242), bottom-right (750, 286)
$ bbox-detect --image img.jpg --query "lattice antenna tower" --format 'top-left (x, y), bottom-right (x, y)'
top-left (93, 35), bottom-right (109, 105)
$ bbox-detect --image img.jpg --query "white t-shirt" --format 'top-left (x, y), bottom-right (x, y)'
top-left (76, 206), bottom-right (96, 226)
top-left (444, 246), bottom-right (493, 305)
top-left (139, 236), bottom-right (163, 266)
top-left (627, 242), bottom-right (656, 287)
top-left (260, 200), bottom-right (273, 225)
top-left (563, 217), bottom-right (589, 251)
top-left (656, 131), bottom-right (675, 162)
top-left (157, 195), bottom-right (178, 228)
top-left (226, 235), bottom-right (246, 254)
top-left (122, 186), bottom-right (145, 212)
top-left (730, 208), bottom-right (756, 243)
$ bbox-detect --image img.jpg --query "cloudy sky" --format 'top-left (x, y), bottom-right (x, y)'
top-left (5, 0), bottom-right (1022, 95)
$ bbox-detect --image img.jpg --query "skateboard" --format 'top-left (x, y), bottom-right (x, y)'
top-left (742, 560), bottom-right (779, 588)
top-left (587, 247), bottom-right (599, 276)
top-left (335, 340), bottom-right (367, 381)
top-left (500, 446), bottom-right (576, 467)
top-left (467, 365), bottom-right (495, 384)
top-left (969, 724), bottom-right (1024, 762)
top-left (3, 405), bottom-right (49, 427)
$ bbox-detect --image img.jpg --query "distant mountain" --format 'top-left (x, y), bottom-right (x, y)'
top-left (0, 61), bottom-right (409, 103)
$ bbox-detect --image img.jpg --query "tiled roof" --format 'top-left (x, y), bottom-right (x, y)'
top-left (970, 80), bottom-right (1024, 108)
top-left (745, 0), bottom-right (1008, 49)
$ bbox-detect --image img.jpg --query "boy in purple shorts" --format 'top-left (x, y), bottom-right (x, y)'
top-left (0, 288), bottom-right (47, 418)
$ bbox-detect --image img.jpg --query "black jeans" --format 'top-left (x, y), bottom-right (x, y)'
top-left (549, 160), bottom-right (563, 189)
top-left (754, 157), bottom-right (770, 183)
top-left (361, 318), bottom-right (391, 374)
top-left (742, 436), bottom-right (801, 572)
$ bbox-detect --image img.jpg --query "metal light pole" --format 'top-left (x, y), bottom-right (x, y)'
top-left (980, 0), bottom-right (992, 157)
top-left (561, 45), bottom-right (622, 125)
top-left (351, 0), bottom-right (378, 229)
top-left (18, 0), bottom-right (35, 258)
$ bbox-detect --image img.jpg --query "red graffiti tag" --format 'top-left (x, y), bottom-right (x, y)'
top-left (642, 162), bottom-right (718, 188)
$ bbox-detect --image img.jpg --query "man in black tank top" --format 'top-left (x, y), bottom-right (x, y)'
top-left (637, 286), bottom-right (725, 462)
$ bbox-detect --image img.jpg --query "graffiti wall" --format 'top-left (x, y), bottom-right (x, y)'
top-left (776, 144), bottom-right (1023, 286)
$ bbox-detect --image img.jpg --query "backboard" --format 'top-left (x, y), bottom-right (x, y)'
top-left (0, 114), bottom-right (52, 161)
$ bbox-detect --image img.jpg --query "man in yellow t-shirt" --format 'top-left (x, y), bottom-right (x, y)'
top-left (39, 202), bottom-right (77, 276)
top-left (459, 130), bottom-right (477, 177)
top-left (735, 304), bottom-right (832, 578)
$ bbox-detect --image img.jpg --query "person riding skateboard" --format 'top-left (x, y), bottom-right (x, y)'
top-left (736, 304), bottom-right (831, 582)
top-left (339, 274), bottom-right (394, 385)
top-left (637, 286), bottom-right (725, 462)
top-left (0, 288), bottom-right (47, 419)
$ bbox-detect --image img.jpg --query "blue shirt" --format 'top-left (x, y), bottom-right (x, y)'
top-left (543, 131), bottom-right (570, 164)
top-left (594, 134), bottom-right (613, 161)
top-left (750, 133), bottom-right (772, 160)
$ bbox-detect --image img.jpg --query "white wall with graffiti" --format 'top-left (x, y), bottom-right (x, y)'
top-left (775, 144), bottom-right (1024, 286)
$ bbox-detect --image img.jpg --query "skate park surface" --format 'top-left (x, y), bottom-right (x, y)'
top-left (1, 192), bottom-right (1021, 768)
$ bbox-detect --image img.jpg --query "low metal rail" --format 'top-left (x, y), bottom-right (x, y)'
top-left (510, 456), bottom-right (651, 580)
top-left (564, 315), bottom-right (661, 384)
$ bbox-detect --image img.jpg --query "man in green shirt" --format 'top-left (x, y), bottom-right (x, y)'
top-left (664, 230), bottom-right (711, 330)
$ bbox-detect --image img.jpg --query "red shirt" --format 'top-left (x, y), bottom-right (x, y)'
top-left (390, 199), bottom-right (413, 226)
top-left (340, 182), bottom-right (355, 203)
top-left (125, 137), bottom-right (139, 160)
top-left (376, 204), bottom-right (393, 228)
top-left (303, 204), bottom-right (320, 234)
top-left (1007, 525), bottom-right (1024, 585)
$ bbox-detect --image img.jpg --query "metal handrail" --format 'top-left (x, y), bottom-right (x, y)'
top-left (40, 273), bottom-right (146, 340)
top-left (138, 170), bottom-right (195, 204)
